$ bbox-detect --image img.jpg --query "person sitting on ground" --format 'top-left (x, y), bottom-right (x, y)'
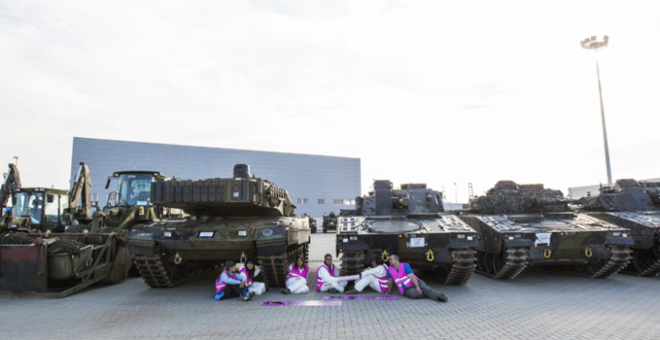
top-left (214, 260), bottom-right (255, 301)
top-left (282, 255), bottom-right (309, 294)
top-left (345, 254), bottom-right (389, 294)
top-left (239, 259), bottom-right (267, 296)
top-left (386, 254), bottom-right (447, 302)
top-left (316, 253), bottom-right (347, 293)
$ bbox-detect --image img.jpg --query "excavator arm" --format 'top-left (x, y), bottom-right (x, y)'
top-left (66, 162), bottom-right (92, 222)
top-left (1, 164), bottom-right (22, 210)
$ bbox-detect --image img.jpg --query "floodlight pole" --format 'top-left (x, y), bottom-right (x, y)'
top-left (581, 35), bottom-right (612, 186)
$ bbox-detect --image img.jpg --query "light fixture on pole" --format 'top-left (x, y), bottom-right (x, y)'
top-left (580, 35), bottom-right (612, 186)
top-left (13, 156), bottom-right (18, 166)
top-left (454, 182), bottom-right (457, 204)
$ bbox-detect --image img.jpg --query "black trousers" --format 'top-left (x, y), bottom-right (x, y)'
top-left (220, 284), bottom-right (248, 299)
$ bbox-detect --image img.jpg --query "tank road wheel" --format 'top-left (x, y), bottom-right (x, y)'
top-left (340, 251), bottom-right (365, 276)
top-left (132, 254), bottom-right (182, 288)
top-left (583, 245), bottom-right (632, 279)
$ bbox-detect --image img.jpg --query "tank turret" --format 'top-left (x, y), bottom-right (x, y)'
top-left (581, 179), bottom-right (657, 212)
top-left (472, 181), bottom-right (570, 214)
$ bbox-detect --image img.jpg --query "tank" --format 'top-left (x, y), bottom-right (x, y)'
top-left (460, 181), bottom-right (634, 280)
top-left (580, 179), bottom-right (660, 276)
top-left (127, 164), bottom-right (311, 288)
top-left (336, 180), bottom-right (478, 285)
top-left (322, 211), bottom-right (337, 233)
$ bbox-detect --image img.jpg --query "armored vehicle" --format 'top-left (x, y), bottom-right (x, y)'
top-left (127, 164), bottom-right (311, 288)
top-left (322, 211), bottom-right (337, 233)
top-left (580, 179), bottom-right (660, 276)
top-left (460, 181), bottom-right (634, 280)
top-left (336, 180), bottom-right (478, 285)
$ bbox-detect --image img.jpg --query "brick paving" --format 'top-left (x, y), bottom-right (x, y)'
top-left (1, 234), bottom-right (660, 339)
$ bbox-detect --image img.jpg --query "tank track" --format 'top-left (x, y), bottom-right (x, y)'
top-left (476, 248), bottom-right (530, 280)
top-left (621, 233), bottom-right (660, 277)
top-left (585, 246), bottom-right (632, 279)
top-left (339, 251), bottom-right (365, 276)
top-left (440, 249), bottom-right (477, 285)
top-left (637, 257), bottom-right (660, 277)
top-left (132, 254), bottom-right (181, 288)
top-left (259, 243), bottom-right (308, 288)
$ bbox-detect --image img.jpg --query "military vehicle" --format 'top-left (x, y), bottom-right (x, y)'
top-left (459, 181), bottom-right (634, 280)
top-left (0, 163), bottom-right (133, 297)
top-left (579, 179), bottom-right (660, 276)
top-left (336, 180), bottom-right (478, 285)
top-left (322, 211), bottom-right (337, 233)
top-left (303, 214), bottom-right (317, 233)
top-left (0, 231), bottom-right (132, 297)
top-left (3, 187), bottom-right (71, 233)
top-left (89, 170), bottom-right (174, 233)
top-left (127, 164), bottom-right (311, 288)
top-left (2, 163), bottom-right (93, 233)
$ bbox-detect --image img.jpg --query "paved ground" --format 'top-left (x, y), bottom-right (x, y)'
top-left (2, 234), bottom-right (660, 340)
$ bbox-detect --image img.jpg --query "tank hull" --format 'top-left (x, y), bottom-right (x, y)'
top-left (336, 214), bottom-right (478, 285)
top-left (459, 213), bottom-right (634, 279)
top-left (128, 216), bottom-right (311, 288)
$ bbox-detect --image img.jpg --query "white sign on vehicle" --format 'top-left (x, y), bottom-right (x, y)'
top-left (410, 238), bottom-right (425, 248)
top-left (199, 231), bottom-right (215, 238)
top-left (535, 233), bottom-right (551, 246)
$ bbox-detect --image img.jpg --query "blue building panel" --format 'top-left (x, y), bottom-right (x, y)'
top-left (70, 137), bottom-right (360, 219)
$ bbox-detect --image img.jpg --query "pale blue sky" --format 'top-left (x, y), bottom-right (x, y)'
top-left (2, 0), bottom-right (659, 202)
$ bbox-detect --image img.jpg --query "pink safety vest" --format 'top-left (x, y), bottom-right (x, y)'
top-left (388, 263), bottom-right (417, 295)
top-left (286, 264), bottom-right (309, 285)
top-left (215, 270), bottom-right (238, 293)
top-left (239, 267), bottom-right (253, 286)
top-left (316, 263), bottom-right (336, 291)
top-left (377, 264), bottom-right (389, 293)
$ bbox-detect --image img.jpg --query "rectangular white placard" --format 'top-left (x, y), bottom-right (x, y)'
top-left (535, 233), bottom-right (551, 246)
top-left (410, 238), bottom-right (425, 248)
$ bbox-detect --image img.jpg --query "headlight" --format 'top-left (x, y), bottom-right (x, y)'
top-left (457, 234), bottom-right (465, 239)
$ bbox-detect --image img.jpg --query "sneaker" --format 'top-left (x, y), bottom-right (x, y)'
top-left (244, 291), bottom-right (256, 301)
top-left (345, 288), bottom-right (359, 294)
top-left (213, 292), bottom-right (225, 300)
top-left (437, 294), bottom-right (448, 302)
top-left (281, 288), bottom-right (291, 295)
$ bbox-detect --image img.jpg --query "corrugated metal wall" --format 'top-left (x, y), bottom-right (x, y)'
top-left (70, 137), bottom-right (360, 219)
